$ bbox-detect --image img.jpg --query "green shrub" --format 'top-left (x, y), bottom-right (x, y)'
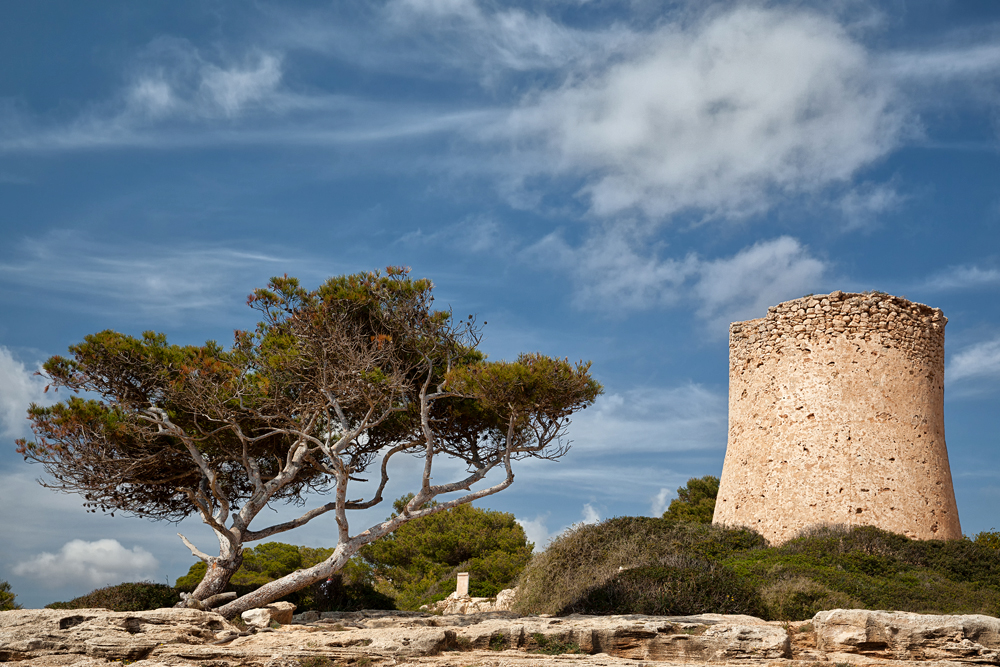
top-left (530, 633), bottom-right (583, 654)
top-left (570, 559), bottom-right (766, 617)
top-left (515, 517), bottom-right (1000, 620)
top-left (662, 476), bottom-right (719, 524)
top-left (46, 581), bottom-right (180, 611)
top-left (728, 525), bottom-right (1000, 619)
top-left (512, 517), bottom-right (766, 615)
top-left (360, 497), bottom-right (533, 610)
top-left (0, 581), bottom-right (20, 611)
top-left (758, 576), bottom-right (861, 621)
top-left (974, 531), bottom-right (1000, 550)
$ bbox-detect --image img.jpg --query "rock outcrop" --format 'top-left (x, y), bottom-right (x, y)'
top-left (419, 586), bottom-right (518, 614)
top-left (814, 608), bottom-right (1000, 662)
top-left (0, 607), bottom-right (237, 663)
top-left (5, 607), bottom-right (1000, 666)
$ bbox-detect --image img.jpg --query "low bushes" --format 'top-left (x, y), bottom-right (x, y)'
top-left (513, 517), bottom-right (765, 615)
top-left (569, 558), bottom-right (766, 617)
top-left (514, 519), bottom-right (1000, 620)
top-left (46, 582), bottom-right (180, 611)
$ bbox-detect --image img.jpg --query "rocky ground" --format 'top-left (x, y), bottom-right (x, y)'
top-left (4, 607), bottom-right (1000, 667)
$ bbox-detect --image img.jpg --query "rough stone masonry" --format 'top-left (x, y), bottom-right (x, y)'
top-left (713, 290), bottom-right (961, 544)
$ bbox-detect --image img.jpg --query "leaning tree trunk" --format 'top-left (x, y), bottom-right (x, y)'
top-left (189, 554), bottom-right (243, 602)
top-left (215, 549), bottom-right (347, 619)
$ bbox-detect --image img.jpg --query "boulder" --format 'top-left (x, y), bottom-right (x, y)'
top-left (241, 602), bottom-right (296, 629)
top-left (494, 587), bottom-right (517, 611)
top-left (814, 608), bottom-right (1000, 663)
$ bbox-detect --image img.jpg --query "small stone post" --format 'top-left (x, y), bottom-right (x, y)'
top-left (456, 572), bottom-right (469, 597)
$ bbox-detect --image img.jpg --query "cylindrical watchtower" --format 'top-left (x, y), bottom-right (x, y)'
top-left (713, 291), bottom-right (961, 544)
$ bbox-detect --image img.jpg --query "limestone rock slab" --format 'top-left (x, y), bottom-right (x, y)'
top-left (814, 608), bottom-right (1000, 663)
top-left (0, 608), bottom-right (237, 663)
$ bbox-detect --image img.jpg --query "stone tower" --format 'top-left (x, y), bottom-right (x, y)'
top-left (713, 291), bottom-right (961, 544)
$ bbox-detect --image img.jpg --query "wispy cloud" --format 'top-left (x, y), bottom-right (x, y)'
top-left (567, 384), bottom-right (727, 453)
top-left (919, 265), bottom-right (1000, 293)
top-left (0, 36), bottom-right (495, 153)
top-left (13, 539), bottom-right (159, 589)
top-left (882, 42), bottom-right (1000, 81)
top-left (694, 237), bottom-right (828, 329)
top-left (274, 0), bottom-right (636, 85)
top-left (533, 232), bottom-right (827, 323)
top-left (948, 336), bottom-right (1000, 385)
top-left (0, 231), bottom-right (316, 323)
top-left (838, 182), bottom-right (906, 230)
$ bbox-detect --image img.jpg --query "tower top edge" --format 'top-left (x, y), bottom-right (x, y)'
top-left (729, 291), bottom-right (946, 331)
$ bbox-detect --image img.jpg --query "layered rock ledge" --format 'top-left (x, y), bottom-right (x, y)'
top-left (4, 607), bottom-right (1000, 666)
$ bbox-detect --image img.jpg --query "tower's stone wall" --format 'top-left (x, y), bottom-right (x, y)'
top-left (713, 291), bottom-right (961, 544)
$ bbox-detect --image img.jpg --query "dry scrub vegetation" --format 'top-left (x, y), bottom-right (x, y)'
top-left (513, 519), bottom-right (1000, 620)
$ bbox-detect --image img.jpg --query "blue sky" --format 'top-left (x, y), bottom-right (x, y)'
top-left (1, 0), bottom-right (999, 609)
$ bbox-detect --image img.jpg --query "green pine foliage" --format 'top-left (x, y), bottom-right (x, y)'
top-left (514, 518), bottom-right (1000, 620)
top-left (662, 475), bottom-right (719, 523)
top-left (46, 582), bottom-right (179, 611)
top-left (359, 496), bottom-right (534, 610)
top-left (974, 530), bottom-right (1000, 550)
top-left (0, 581), bottom-right (20, 611)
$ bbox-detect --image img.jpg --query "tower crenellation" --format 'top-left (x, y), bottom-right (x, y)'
top-left (714, 291), bottom-right (960, 544)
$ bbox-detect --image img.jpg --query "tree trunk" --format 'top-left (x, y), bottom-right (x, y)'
top-left (215, 550), bottom-right (346, 619)
top-left (190, 554), bottom-right (243, 601)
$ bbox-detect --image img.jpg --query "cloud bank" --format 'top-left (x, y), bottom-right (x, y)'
top-left (502, 6), bottom-right (906, 220)
top-left (13, 539), bottom-right (159, 589)
top-left (536, 232), bottom-right (827, 323)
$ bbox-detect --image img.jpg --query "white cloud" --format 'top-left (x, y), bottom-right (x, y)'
top-left (502, 6), bottom-right (906, 220)
top-left (567, 384), bottom-right (726, 454)
top-left (920, 265), bottom-right (1000, 292)
top-left (0, 347), bottom-right (49, 438)
top-left (650, 487), bottom-right (674, 517)
top-left (0, 232), bottom-right (318, 323)
top-left (838, 182), bottom-right (905, 229)
top-left (693, 237), bottom-right (828, 329)
top-left (531, 225), bottom-right (699, 311)
top-left (516, 514), bottom-right (552, 552)
top-left (948, 337), bottom-right (1000, 385)
top-left (533, 232), bottom-right (827, 322)
top-left (516, 504), bottom-right (600, 553)
top-left (13, 539), bottom-right (159, 589)
top-left (883, 43), bottom-right (1000, 81)
top-left (122, 47), bottom-right (285, 122)
top-left (199, 54), bottom-right (283, 117)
